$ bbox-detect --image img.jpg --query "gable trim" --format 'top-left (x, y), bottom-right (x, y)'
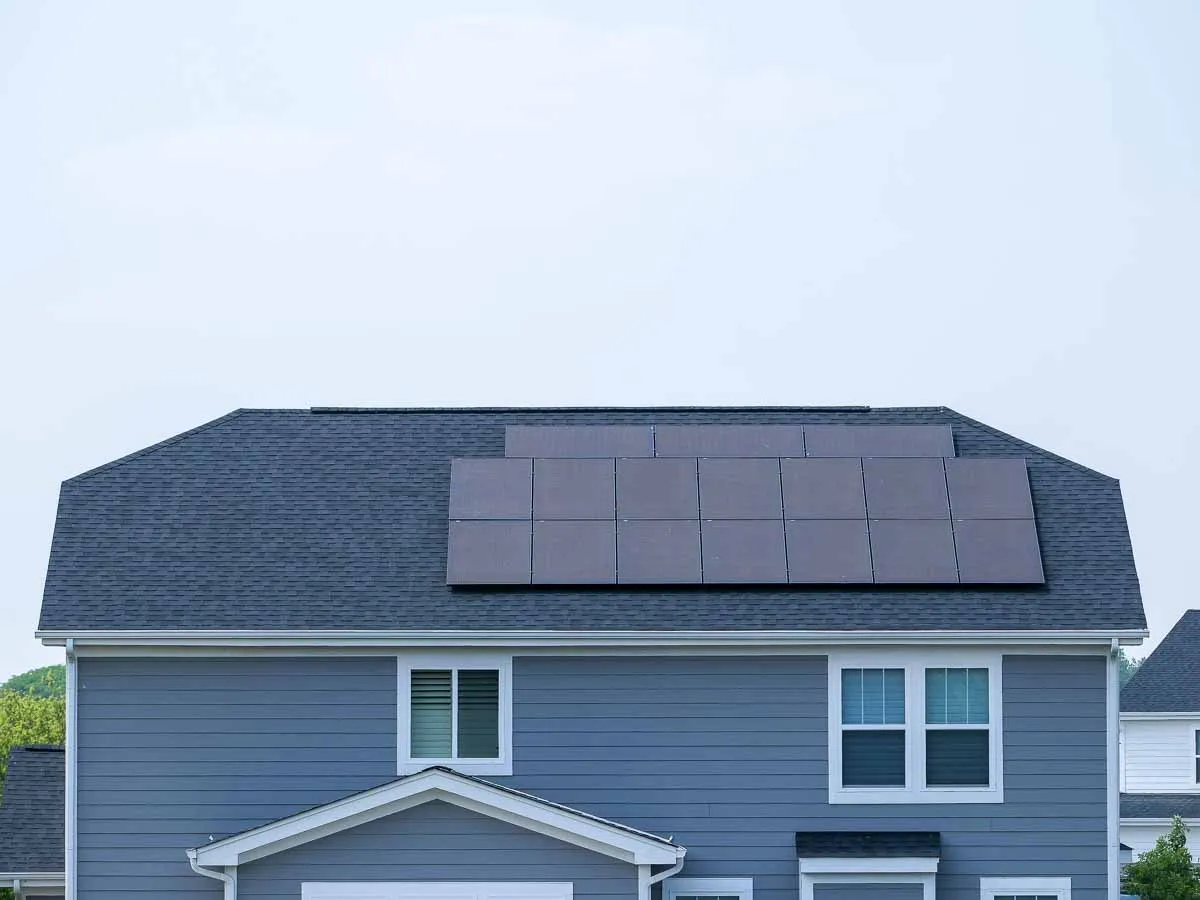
top-left (188, 767), bottom-right (683, 868)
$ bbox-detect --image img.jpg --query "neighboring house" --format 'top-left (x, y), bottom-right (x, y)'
top-left (32, 407), bottom-right (1147, 900)
top-left (0, 745), bottom-right (66, 898)
top-left (1119, 610), bottom-right (1200, 856)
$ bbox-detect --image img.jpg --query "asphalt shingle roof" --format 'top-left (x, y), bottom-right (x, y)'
top-left (0, 746), bottom-right (65, 874)
top-left (37, 406), bottom-right (1145, 633)
top-left (1121, 794), bottom-right (1200, 820)
top-left (1122, 611), bottom-right (1200, 711)
top-left (795, 831), bottom-right (941, 858)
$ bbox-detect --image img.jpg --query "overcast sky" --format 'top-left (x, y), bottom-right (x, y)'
top-left (1, 2), bottom-right (1197, 681)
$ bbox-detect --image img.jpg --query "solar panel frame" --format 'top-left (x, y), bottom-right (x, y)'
top-left (698, 458), bottom-right (783, 519)
top-left (780, 457), bottom-right (867, 519)
top-left (446, 521), bottom-right (532, 585)
top-left (869, 519), bottom-right (959, 584)
top-left (863, 458), bottom-right (951, 519)
top-left (700, 520), bottom-right (788, 584)
top-left (616, 457), bottom-right (700, 519)
top-left (448, 458), bottom-right (533, 520)
top-left (532, 458), bottom-right (616, 520)
top-left (785, 519), bottom-right (874, 583)
top-left (532, 520), bottom-right (617, 584)
top-left (805, 425), bottom-right (955, 458)
top-left (953, 518), bottom-right (1045, 584)
top-left (616, 519), bottom-right (702, 584)
top-left (505, 426), bottom-right (653, 458)
top-left (654, 425), bottom-right (806, 458)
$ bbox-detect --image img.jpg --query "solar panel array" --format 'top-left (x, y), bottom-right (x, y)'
top-left (446, 426), bottom-right (1043, 586)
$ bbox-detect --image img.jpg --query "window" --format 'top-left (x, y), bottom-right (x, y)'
top-left (828, 650), bottom-right (1002, 804)
top-left (665, 877), bottom-right (752, 900)
top-left (980, 877), bottom-right (1070, 900)
top-left (399, 654), bottom-right (512, 775)
top-left (1194, 729), bottom-right (1199, 783)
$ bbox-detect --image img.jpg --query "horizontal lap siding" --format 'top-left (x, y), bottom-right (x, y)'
top-left (239, 799), bottom-right (634, 899)
top-left (76, 656), bottom-right (398, 898)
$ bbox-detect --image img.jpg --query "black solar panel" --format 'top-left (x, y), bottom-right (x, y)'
top-left (781, 458), bottom-right (866, 519)
top-left (505, 425), bottom-right (653, 458)
top-left (701, 520), bottom-right (788, 583)
top-left (446, 521), bottom-right (532, 584)
top-left (785, 520), bottom-right (874, 583)
top-left (448, 458), bottom-right (532, 520)
top-left (698, 458), bottom-right (783, 519)
top-left (655, 425), bottom-right (806, 457)
top-left (946, 458), bottom-right (1034, 519)
top-left (616, 458), bottom-right (699, 519)
top-left (533, 458), bottom-right (615, 520)
top-left (863, 458), bottom-right (950, 519)
top-left (616, 520), bottom-right (702, 583)
top-left (805, 425), bottom-right (954, 458)
top-left (532, 520), bottom-right (616, 584)
top-left (953, 519), bottom-right (1044, 583)
top-left (869, 519), bottom-right (959, 583)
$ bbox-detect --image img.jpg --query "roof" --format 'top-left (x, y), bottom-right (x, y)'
top-left (1122, 611), bottom-right (1200, 711)
top-left (795, 831), bottom-right (941, 858)
top-left (192, 766), bottom-right (683, 868)
top-left (38, 406), bottom-right (1145, 633)
top-left (1120, 793), bottom-right (1200, 819)
top-left (0, 746), bottom-right (65, 874)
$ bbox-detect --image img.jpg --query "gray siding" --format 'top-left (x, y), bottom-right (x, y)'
top-left (76, 653), bottom-right (1108, 900)
top-left (239, 799), bottom-right (635, 899)
top-left (814, 885), bottom-right (923, 900)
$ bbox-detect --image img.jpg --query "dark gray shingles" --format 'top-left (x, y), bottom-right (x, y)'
top-left (0, 746), bottom-right (65, 873)
top-left (795, 831), bottom-right (940, 857)
top-left (1122, 611), bottom-right (1200, 711)
top-left (1121, 793), bottom-right (1200, 819)
top-left (38, 407), bottom-right (1145, 632)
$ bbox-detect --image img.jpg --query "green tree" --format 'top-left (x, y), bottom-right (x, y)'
top-left (1123, 816), bottom-right (1200, 900)
top-left (1121, 649), bottom-right (1143, 688)
top-left (0, 690), bottom-right (66, 798)
top-left (0, 664), bottom-right (65, 698)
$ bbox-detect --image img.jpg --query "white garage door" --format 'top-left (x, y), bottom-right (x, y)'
top-left (302, 883), bottom-right (573, 900)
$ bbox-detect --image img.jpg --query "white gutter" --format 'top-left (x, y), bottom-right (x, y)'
top-left (640, 850), bottom-right (687, 900)
top-left (65, 639), bottom-right (77, 900)
top-left (36, 628), bottom-right (1148, 649)
top-left (188, 851), bottom-right (237, 900)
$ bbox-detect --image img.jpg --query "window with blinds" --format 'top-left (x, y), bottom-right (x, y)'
top-left (841, 668), bottom-right (905, 787)
top-left (410, 668), bottom-right (501, 760)
top-left (924, 667), bottom-right (990, 786)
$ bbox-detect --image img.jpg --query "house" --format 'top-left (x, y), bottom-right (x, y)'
top-left (32, 407), bottom-right (1148, 900)
top-left (0, 745), bottom-right (66, 898)
top-left (1119, 610), bottom-right (1200, 857)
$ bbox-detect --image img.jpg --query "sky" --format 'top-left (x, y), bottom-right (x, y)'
top-left (1, 1), bottom-right (1197, 682)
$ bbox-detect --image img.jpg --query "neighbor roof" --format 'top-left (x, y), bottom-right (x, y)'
top-left (38, 406), bottom-right (1145, 633)
top-left (0, 746), bottom-right (65, 874)
top-left (1122, 611), bottom-right (1200, 712)
top-left (1120, 793), bottom-right (1200, 820)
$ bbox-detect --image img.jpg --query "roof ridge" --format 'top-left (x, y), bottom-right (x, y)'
top-left (940, 407), bottom-right (1117, 481)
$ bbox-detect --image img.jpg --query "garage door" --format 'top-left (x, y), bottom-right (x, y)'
top-left (302, 883), bottom-right (573, 900)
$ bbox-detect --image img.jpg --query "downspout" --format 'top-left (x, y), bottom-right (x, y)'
top-left (65, 639), bottom-right (77, 900)
top-left (640, 850), bottom-right (687, 900)
top-left (188, 850), bottom-right (238, 900)
top-left (1108, 637), bottom-right (1121, 900)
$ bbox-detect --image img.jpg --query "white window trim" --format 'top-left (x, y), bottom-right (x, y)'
top-left (828, 648), bottom-right (1004, 804)
top-left (398, 652), bottom-right (513, 776)
top-left (303, 883), bottom-right (572, 900)
top-left (798, 859), bottom-right (937, 900)
top-left (979, 876), bottom-right (1071, 900)
top-left (665, 877), bottom-right (753, 900)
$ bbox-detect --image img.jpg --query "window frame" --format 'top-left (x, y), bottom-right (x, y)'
top-left (398, 653), bottom-right (513, 776)
top-left (1194, 728), bottom-right (1199, 784)
top-left (664, 877), bottom-right (753, 900)
top-left (979, 876), bottom-right (1071, 900)
top-left (828, 649), bottom-right (1004, 804)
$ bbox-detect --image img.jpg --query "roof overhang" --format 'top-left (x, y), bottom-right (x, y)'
top-left (0, 873), bottom-right (67, 893)
top-left (38, 628), bottom-right (1148, 650)
top-left (189, 767), bottom-right (683, 869)
top-left (1120, 712), bottom-right (1200, 721)
top-left (1121, 818), bottom-right (1200, 826)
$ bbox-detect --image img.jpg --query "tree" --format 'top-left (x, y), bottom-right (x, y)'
top-left (1122, 816), bottom-right (1200, 900)
top-left (0, 664), bottom-right (65, 699)
top-left (0, 689), bottom-right (66, 798)
top-left (1121, 649), bottom-right (1143, 688)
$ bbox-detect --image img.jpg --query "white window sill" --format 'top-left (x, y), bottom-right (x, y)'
top-left (829, 786), bottom-right (1003, 805)
top-left (399, 759), bottom-right (513, 777)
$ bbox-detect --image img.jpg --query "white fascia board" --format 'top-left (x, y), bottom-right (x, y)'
top-left (1120, 818), bottom-right (1200, 826)
top-left (191, 768), bottom-right (681, 868)
top-left (799, 858), bottom-right (939, 874)
top-left (1121, 712), bottom-right (1200, 721)
top-left (38, 628), bottom-right (1147, 649)
top-left (0, 874), bottom-right (67, 887)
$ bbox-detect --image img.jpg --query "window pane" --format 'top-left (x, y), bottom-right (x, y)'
top-left (842, 669), bottom-right (863, 724)
top-left (843, 668), bottom-right (903, 725)
top-left (843, 730), bottom-right (905, 786)
top-left (884, 669), bottom-right (905, 724)
top-left (946, 668), bottom-right (968, 722)
top-left (411, 670), bottom-right (453, 758)
top-left (1195, 730), bottom-right (1200, 755)
top-left (926, 728), bottom-right (989, 786)
top-left (457, 669), bottom-right (500, 758)
top-left (926, 668), bottom-right (988, 725)
top-left (926, 668), bottom-right (947, 724)
top-left (967, 668), bottom-right (989, 724)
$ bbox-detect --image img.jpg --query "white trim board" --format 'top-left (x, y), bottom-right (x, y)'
top-left (664, 877), bottom-right (753, 900)
top-left (190, 767), bottom-right (683, 868)
top-left (980, 877), bottom-right (1071, 900)
top-left (302, 883), bottom-right (572, 900)
top-left (798, 859), bottom-right (937, 900)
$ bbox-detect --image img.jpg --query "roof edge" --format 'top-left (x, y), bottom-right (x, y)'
top-left (940, 407), bottom-right (1117, 481)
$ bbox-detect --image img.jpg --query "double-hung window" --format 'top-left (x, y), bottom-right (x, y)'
top-left (1194, 729), bottom-right (1200, 784)
top-left (399, 654), bottom-right (512, 775)
top-left (829, 650), bottom-right (1002, 803)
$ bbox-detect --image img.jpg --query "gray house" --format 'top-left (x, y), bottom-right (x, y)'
top-left (33, 407), bottom-right (1147, 900)
top-left (0, 745), bottom-right (66, 898)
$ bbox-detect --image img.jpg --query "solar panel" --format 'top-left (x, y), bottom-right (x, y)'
top-left (446, 521), bottom-right (532, 584)
top-left (701, 520), bottom-right (788, 583)
top-left (953, 519), bottom-right (1044, 583)
top-left (532, 520), bottom-right (616, 584)
top-left (533, 458), bottom-right (615, 520)
top-left (863, 458), bottom-right (950, 519)
top-left (780, 458), bottom-right (867, 519)
top-left (785, 520), bottom-right (873, 583)
top-left (805, 425), bottom-right (955, 458)
top-left (448, 458), bottom-right (532, 520)
top-left (505, 426), bottom-right (653, 458)
top-left (654, 425), bottom-right (806, 458)
top-left (616, 458), bottom-right (699, 519)
top-left (869, 519), bottom-right (959, 583)
top-left (616, 520), bottom-right (702, 583)
top-left (945, 458), bottom-right (1034, 519)
top-left (698, 458), bottom-right (783, 519)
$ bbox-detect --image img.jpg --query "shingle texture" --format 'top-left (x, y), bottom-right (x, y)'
top-left (0, 746), bottom-right (65, 873)
top-left (1122, 611), bottom-right (1200, 711)
top-left (795, 831), bottom-right (941, 858)
top-left (38, 407), bottom-right (1145, 632)
top-left (1120, 794), bottom-right (1200, 819)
